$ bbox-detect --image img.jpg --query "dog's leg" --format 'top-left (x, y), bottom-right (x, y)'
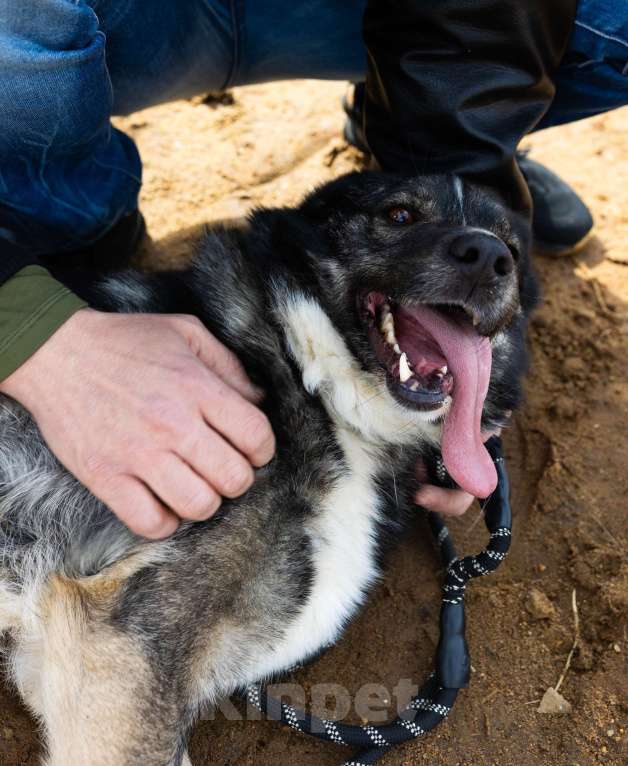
top-left (13, 575), bottom-right (186, 766)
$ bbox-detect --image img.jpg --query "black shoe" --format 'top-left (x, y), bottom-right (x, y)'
top-left (40, 210), bottom-right (146, 276)
top-left (342, 83), bottom-right (594, 255)
top-left (517, 153), bottom-right (593, 254)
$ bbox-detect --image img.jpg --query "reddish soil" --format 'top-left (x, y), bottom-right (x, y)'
top-left (0, 82), bottom-right (626, 766)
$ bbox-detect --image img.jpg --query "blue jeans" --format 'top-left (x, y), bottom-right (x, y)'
top-left (0, 0), bottom-right (626, 255)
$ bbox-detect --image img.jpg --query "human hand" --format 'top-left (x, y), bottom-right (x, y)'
top-left (0, 309), bottom-right (275, 538)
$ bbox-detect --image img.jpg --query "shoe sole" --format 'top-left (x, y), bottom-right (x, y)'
top-left (534, 229), bottom-right (594, 258)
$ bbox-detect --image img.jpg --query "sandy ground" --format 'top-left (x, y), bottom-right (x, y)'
top-left (0, 81), bottom-right (626, 766)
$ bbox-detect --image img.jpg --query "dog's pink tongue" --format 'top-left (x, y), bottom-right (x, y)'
top-left (406, 307), bottom-right (496, 498)
top-left (440, 330), bottom-right (496, 498)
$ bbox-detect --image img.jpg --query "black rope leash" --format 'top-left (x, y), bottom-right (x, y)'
top-left (246, 436), bottom-right (511, 765)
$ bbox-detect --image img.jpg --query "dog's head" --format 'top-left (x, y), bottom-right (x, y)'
top-left (272, 171), bottom-right (538, 496)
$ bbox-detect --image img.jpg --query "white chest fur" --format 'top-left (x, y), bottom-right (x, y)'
top-left (249, 292), bottom-right (439, 681)
top-left (251, 428), bottom-right (383, 679)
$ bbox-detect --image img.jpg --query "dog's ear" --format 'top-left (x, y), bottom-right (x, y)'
top-left (299, 172), bottom-right (369, 223)
top-left (247, 207), bottom-right (330, 277)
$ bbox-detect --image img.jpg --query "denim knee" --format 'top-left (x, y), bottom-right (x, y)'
top-left (0, 0), bottom-right (113, 155)
top-left (0, 0), bottom-right (141, 253)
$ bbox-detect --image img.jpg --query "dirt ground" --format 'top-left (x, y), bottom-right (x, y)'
top-left (0, 82), bottom-right (626, 766)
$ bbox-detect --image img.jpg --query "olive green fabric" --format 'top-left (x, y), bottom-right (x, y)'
top-left (0, 266), bottom-right (87, 381)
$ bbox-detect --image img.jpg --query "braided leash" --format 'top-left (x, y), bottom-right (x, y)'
top-left (247, 436), bottom-right (511, 765)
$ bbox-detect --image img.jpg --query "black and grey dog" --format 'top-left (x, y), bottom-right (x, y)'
top-left (0, 172), bottom-right (537, 766)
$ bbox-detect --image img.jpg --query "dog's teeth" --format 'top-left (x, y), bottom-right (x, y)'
top-left (380, 313), bottom-right (392, 333)
top-left (380, 308), bottom-right (393, 327)
top-left (399, 352), bottom-right (413, 383)
top-left (379, 305), bottom-right (400, 349)
top-left (472, 315), bottom-right (480, 327)
top-left (438, 365), bottom-right (448, 375)
top-left (393, 343), bottom-right (401, 355)
top-left (410, 381), bottom-right (419, 391)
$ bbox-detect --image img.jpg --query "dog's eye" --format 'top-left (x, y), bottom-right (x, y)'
top-left (387, 207), bottom-right (414, 225)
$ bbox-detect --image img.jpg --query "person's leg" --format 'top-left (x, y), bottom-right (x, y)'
top-left (331, 0), bottom-right (627, 253)
top-left (0, 0), bottom-right (371, 262)
top-left (8, 0), bottom-right (623, 259)
top-left (234, 0), bottom-right (367, 86)
top-left (236, 0), bottom-right (628, 127)
top-left (98, 0), bottom-right (235, 115)
top-left (0, 0), bottom-right (235, 256)
top-left (238, 0), bottom-right (627, 129)
top-left (538, 0), bottom-right (628, 130)
top-left (526, 1), bottom-right (628, 251)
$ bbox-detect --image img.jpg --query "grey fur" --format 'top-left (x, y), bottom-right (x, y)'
top-left (0, 398), bottom-right (138, 583)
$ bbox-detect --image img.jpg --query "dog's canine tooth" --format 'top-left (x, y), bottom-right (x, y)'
top-left (386, 331), bottom-right (396, 346)
top-left (380, 305), bottom-right (400, 350)
top-left (410, 381), bottom-right (419, 391)
top-left (399, 352), bottom-right (413, 382)
top-left (380, 312), bottom-right (394, 333)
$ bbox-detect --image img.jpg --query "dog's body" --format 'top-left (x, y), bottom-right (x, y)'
top-left (0, 172), bottom-right (537, 765)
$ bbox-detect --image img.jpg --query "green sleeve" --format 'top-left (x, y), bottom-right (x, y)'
top-left (0, 266), bottom-right (88, 381)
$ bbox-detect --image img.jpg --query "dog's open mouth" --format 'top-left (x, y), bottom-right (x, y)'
top-left (362, 291), bottom-right (497, 498)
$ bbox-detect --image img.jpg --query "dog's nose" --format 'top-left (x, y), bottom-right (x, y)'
top-left (448, 232), bottom-right (514, 282)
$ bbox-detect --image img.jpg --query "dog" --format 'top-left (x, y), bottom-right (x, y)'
top-left (0, 171), bottom-right (537, 765)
